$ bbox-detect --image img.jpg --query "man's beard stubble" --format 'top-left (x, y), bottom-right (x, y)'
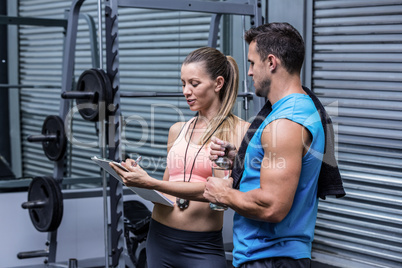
top-left (255, 78), bottom-right (271, 98)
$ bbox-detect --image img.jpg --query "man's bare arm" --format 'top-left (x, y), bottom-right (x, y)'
top-left (205, 119), bottom-right (311, 222)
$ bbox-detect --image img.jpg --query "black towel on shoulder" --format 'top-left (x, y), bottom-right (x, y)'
top-left (231, 87), bottom-right (346, 200)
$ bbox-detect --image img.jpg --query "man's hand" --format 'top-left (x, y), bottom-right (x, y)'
top-left (204, 176), bottom-right (233, 205)
top-left (209, 136), bottom-right (237, 167)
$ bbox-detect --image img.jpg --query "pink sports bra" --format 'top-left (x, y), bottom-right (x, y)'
top-left (167, 118), bottom-right (213, 183)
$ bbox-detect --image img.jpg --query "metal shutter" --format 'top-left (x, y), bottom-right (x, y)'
top-left (18, 0), bottom-right (217, 183)
top-left (18, 0), bottom-right (72, 178)
top-left (117, 7), bottom-right (216, 179)
top-left (311, 1), bottom-right (402, 267)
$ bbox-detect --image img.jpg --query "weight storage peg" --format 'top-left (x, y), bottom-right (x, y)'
top-left (21, 176), bottom-right (64, 232)
top-left (27, 115), bottom-right (67, 162)
top-left (62, 68), bottom-right (113, 122)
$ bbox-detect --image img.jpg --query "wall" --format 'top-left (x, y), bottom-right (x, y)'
top-left (0, 0), bottom-right (10, 164)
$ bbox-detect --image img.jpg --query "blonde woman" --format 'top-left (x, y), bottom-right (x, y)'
top-left (111, 47), bottom-right (249, 268)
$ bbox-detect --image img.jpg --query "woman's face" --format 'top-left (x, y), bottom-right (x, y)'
top-left (181, 62), bottom-right (221, 113)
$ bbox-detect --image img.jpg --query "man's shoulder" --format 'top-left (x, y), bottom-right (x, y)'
top-left (274, 94), bottom-right (317, 118)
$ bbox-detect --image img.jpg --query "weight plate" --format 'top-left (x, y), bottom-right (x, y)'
top-left (46, 176), bottom-right (64, 232)
top-left (27, 176), bottom-right (63, 232)
top-left (76, 68), bottom-right (112, 122)
top-left (41, 115), bottom-right (67, 161)
top-left (96, 68), bottom-right (114, 106)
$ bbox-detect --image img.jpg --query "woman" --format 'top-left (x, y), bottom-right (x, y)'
top-left (111, 47), bottom-right (249, 268)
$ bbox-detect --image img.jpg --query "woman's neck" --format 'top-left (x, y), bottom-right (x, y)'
top-left (197, 108), bottom-right (220, 127)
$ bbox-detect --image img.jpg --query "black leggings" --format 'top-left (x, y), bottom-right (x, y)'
top-left (146, 219), bottom-right (226, 268)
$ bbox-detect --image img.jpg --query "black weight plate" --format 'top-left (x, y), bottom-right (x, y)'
top-left (96, 68), bottom-right (113, 106)
top-left (41, 115), bottom-right (67, 161)
top-left (45, 176), bottom-right (64, 232)
top-left (27, 176), bottom-right (63, 232)
top-left (76, 69), bottom-right (109, 122)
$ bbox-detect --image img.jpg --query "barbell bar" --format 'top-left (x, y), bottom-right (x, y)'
top-left (27, 134), bottom-right (58, 143)
top-left (63, 68), bottom-right (254, 122)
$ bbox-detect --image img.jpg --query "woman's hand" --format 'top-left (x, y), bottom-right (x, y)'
top-left (109, 159), bottom-right (154, 189)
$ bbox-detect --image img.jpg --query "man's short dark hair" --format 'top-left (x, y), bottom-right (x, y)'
top-left (244, 22), bottom-right (305, 74)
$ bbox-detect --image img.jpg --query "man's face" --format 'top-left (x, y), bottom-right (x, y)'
top-left (247, 41), bottom-right (271, 98)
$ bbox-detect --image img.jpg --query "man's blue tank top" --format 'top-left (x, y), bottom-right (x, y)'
top-left (232, 94), bottom-right (325, 267)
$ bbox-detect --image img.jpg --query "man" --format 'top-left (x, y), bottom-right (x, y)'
top-left (204, 22), bottom-right (325, 268)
